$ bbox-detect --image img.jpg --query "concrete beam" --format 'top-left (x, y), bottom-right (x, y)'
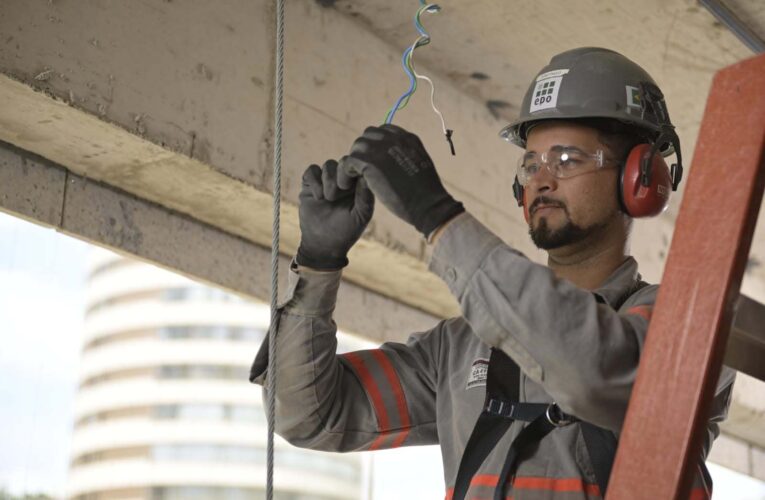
top-left (0, 0), bottom-right (539, 320)
top-left (0, 140), bottom-right (437, 343)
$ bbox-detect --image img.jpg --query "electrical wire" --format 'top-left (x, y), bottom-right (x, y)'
top-left (409, 43), bottom-right (447, 136)
top-left (383, 2), bottom-right (437, 123)
top-left (384, 1), bottom-right (455, 154)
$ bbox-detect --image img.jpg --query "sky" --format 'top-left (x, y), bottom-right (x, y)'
top-left (0, 212), bottom-right (88, 497)
top-left (0, 210), bottom-right (764, 499)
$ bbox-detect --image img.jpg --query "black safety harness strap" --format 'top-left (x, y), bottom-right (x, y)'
top-left (493, 410), bottom-right (559, 500)
top-left (452, 349), bottom-right (613, 500)
top-left (580, 422), bottom-right (618, 495)
top-left (452, 348), bottom-right (518, 500)
top-left (451, 411), bottom-right (514, 500)
top-left (453, 349), bottom-right (583, 499)
top-left (452, 285), bottom-right (654, 500)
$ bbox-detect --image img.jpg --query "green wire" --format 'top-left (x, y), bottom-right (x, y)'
top-left (382, 2), bottom-right (437, 124)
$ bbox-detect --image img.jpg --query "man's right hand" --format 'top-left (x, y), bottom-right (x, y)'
top-left (295, 159), bottom-right (375, 270)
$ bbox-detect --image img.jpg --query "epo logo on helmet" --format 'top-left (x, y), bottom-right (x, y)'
top-left (529, 76), bottom-right (563, 113)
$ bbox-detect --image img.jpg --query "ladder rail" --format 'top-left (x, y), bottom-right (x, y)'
top-left (607, 52), bottom-right (765, 499)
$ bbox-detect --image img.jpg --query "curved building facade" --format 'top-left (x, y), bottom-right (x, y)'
top-left (67, 249), bottom-right (367, 500)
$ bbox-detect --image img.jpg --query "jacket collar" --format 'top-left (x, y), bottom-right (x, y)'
top-left (592, 256), bottom-right (644, 308)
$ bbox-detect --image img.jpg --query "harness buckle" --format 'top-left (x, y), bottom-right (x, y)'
top-left (486, 398), bottom-right (513, 417)
top-left (545, 403), bottom-right (575, 427)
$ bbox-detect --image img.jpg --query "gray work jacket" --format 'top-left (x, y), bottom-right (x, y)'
top-left (252, 212), bottom-right (735, 499)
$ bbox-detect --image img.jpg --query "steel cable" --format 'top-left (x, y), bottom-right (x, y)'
top-left (266, 0), bottom-right (285, 498)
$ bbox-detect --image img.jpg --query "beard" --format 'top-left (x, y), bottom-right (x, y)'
top-left (527, 196), bottom-right (612, 250)
top-left (530, 217), bottom-right (591, 249)
top-left (529, 208), bottom-right (611, 250)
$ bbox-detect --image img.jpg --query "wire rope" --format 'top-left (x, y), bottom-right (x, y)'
top-left (266, 0), bottom-right (285, 498)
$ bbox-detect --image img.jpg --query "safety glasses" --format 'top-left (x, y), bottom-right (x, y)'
top-left (516, 146), bottom-right (619, 186)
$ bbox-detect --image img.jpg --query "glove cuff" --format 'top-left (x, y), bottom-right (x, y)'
top-left (416, 197), bottom-right (466, 238)
top-left (296, 246), bottom-right (349, 271)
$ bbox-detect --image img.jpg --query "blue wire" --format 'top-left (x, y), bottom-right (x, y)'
top-left (384, 1), bottom-right (440, 124)
top-left (386, 45), bottom-right (417, 124)
top-left (414, 16), bottom-right (427, 37)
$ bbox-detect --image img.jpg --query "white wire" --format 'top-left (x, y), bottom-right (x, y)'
top-left (409, 43), bottom-right (448, 135)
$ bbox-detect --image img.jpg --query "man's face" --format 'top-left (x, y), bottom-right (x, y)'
top-left (523, 121), bottom-right (622, 250)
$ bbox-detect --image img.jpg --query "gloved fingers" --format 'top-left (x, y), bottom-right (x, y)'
top-left (350, 137), bottom-right (377, 157)
top-left (353, 177), bottom-right (375, 222)
top-left (337, 155), bottom-right (365, 191)
top-left (360, 125), bottom-right (422, 156)
top-left (405, 129), bottom-right (427, 150)
top-left (322, 159), bottom-right (354, 202)
top-left (362, 126), bottom-right (386, 141)
top-left (301, 163), bottom-right (324, 200)
top-left (379, 123), bottom-right (409, 136)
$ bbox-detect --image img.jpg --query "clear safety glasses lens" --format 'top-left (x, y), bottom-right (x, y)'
top-left (516, 148), bottom-right (607, 186)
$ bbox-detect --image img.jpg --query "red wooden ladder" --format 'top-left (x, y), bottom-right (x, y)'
top-left (607, 52), bottom-right (765, 499)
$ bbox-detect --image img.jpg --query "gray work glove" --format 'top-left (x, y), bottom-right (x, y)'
top-left (338, 124), bottom-right (464, 238)
top-left (295, 159), bottom-right (375, 270)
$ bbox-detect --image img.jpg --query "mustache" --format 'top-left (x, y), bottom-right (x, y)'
top-left (529, 196), bottom-right (567, 215)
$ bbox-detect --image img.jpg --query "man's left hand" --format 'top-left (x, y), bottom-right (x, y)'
top-left (338, 124), bottom-right (464, 238)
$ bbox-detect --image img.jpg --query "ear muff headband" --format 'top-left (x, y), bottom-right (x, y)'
top-left (638, 82), bottom-right (684, 191)
top-left (616, 83), bottom-right (682, 217)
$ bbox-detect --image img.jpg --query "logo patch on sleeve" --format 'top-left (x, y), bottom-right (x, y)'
top-left (466, 358), bottom-right (490, 389)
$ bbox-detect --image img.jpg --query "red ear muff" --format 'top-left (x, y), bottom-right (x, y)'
top-left (620, 143), bottom-right (673, 218)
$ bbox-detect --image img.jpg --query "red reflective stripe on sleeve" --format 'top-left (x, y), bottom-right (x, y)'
top-left (390, 428), bottom-right (411, 448)
top-left (341, 352), bottom-right (390, 436)
top-left (626, 305), bottom-right (653, 321)
top-left (370, 349), bottom-right (412, 447)
top-left (367, 433), bottom-right (389, 451)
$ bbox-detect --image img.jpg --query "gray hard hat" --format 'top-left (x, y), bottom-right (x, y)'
top-left (500, 47), bottom-right (676, 156)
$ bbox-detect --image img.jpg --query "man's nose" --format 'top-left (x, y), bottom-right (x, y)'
top-left (527, 163), bottom-right (558, 195)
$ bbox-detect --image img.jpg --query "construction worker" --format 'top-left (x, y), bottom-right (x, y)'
top-left (250, 47), bottom-right (735, 499)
